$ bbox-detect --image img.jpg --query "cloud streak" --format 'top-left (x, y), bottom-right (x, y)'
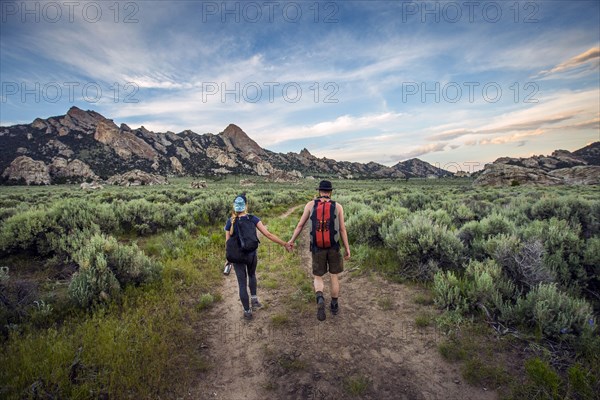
top-left (537, 47), bottom-right (600, 78)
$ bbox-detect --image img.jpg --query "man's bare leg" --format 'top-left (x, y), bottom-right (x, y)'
top-left (314, 275), bottom-right (324, 293)
top-left (330, 273), bottom-right (340, 298)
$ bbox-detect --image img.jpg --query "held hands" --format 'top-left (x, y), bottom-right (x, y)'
top-left (284, 241), bottom-right (294, 253)
top-left (284, 241), bottom-right (295, 253)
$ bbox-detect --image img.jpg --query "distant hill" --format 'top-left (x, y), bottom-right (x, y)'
top-left (474, 142), bottom-right (600, 186)
top-left (0, 107), bottom-right (452, 185)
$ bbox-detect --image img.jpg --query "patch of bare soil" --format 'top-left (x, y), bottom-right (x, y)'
top-left (190, 206), bottom-right (498, 400)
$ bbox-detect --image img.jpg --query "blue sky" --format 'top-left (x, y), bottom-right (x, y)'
top-left (1, 0), bottom-right (599, 171)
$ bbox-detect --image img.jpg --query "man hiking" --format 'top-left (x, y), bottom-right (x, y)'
top-left (288, 180), bottom-right (350, 321)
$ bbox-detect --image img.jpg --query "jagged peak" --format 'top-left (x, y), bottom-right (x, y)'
top-left (299, 148), bottom-right (313, 158)
top-left (66, 106), bottom-right (108, 122)
top-left (221, 123), bottom-right (246, 137)
top-left (218, 124), bottom-right (265, 155)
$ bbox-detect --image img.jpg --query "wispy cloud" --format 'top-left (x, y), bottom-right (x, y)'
top-left (390, 142), bottom-right (448, 161)
top-left (428, 114), bottom-right (577, 141)
top-left (256, 112), bottom-right (404, 145)
top-left (536, 47), bottom-right (600, 78)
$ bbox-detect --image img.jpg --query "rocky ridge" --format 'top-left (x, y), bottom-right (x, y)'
top-left (0, 107), bottom-right (452, 185)
top-left (474, 142), bottom-right (600, 186)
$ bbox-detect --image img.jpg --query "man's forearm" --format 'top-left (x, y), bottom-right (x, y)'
top-left (289, 227), bottom-right (301, 243)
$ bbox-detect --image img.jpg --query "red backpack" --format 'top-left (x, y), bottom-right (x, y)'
top-left (310, 198), bottom-right (339, 252)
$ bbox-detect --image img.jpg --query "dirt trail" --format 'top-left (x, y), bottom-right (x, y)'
top-left (191, 205), bottom-right (498, 400)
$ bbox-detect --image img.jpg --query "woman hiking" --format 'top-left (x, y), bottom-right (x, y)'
top-left (225, 194), bottom-right (291, 320)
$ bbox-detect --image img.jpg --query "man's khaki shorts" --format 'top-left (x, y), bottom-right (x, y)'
top-left (312, 247), bottom-right (343, 276)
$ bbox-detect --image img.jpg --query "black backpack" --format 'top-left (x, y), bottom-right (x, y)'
top-left (226, 215), bottom-right (259, 264)
top-left (235, 215), bottom-right (260, 252)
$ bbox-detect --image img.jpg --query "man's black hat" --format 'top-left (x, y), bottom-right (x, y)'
top-left (317, 180), bottom-right (333, 191)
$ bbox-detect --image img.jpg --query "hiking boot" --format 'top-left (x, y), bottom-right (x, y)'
top-left (317, 298), bottom-right (326, 321)
top-left (243, 309), bottom-right (253, 320)
top-left (251, 298), bottom-right (263, 309)
top-left (330, 302), bottom-right (339, 315)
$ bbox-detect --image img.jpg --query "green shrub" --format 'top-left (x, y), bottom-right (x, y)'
top-left (433, 260), bottom-right (515, 316)
top-left (115, 199), bottom-right (178, 234)
top-left (346, 206), bottom-right (383, 246)
top-left (511, 283), bottom-right (595, 338)
top-left (521, 218), bottom-right (585, 291)
top-left (488, 235), bottom-right (554, 291)
top-left (0, 199), bottom-right (118, 257)
top-left (69, 240), bottom-right (121, 308)
top-left (582, 237), bottom-right (600, 309)
top-left (519, 357), bottom-right (561, 400)
top-left (479, 212), bottom-right (516, 238)
top-left (433, 270), bottom-right (467, 311)
top-left (110, 241), bottom-right (161, 285)
top-left (418, 208), bottom-right (453, 228)
top-left (69, 234), bottom-right (161, 308)
top-left (443, 202), bottom-right (476, 226)
top-left (458, 213), bottom-right (516, 260)
top-left (346, 205), bottom-right (409, 246)
top-left (401, 191), bottom-right (431, 211)
top-left (381, 214), bottom-right (464, 272)
top-left (567, 363), bottom-right (595, 400)
top-left (530, 196), bottom-right (598, 237)
top-left (466, 199), bottom-right (493, 220)
top-left (463, 259), bottom-right (516, 309)
top-left (456, 220), bottom-right (482, 248)
top-left (0, 208), bottom-right (51, 254)
top-left (196, 293), bottom-right (215, 311)
top-left (201, 197), bottom-right (231, 224)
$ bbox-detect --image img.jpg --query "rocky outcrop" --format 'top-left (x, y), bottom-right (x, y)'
top-left (572, 142), bottom-right (600, 165)
top-left (50, 158), bottom-right (98, 182)
top-left (107, 170), bottom-right (168, 186)
top-left (2, 156), bottom-right (50, 185)
top-left (254, 161), bottom-right (274, 176)
top-left (265, 170), bottom-right (300, 183)
top-left (44, 139), bottom-right (74, 158)
top-left (473, 164), bottom-right (564, 186)
top-left (170, 156), bottom-right (184, 175)
top-left (549, 166), bottom-right (600, 185)
top-left (94, 119), bottom-right (157, 161)
top-left (475, 145), bottom-right (600, 186)
top-left (206, 147), bottom-right (237, 167)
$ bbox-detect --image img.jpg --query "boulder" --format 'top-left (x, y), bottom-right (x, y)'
top-left (474, 164), bottom-right (564, 186)
top-left (548, 166), bottom-right (600, 185)
top-left (107, 170), bottom-right (168, 186)
top-left (240, 179), bottom-right (256, 187)
top-left (50, 158), bottom-right (98, 182)
top-left (265, 170), bottom-right (300, 183)
top-left (2, 156), bottom-right (50, 185)
top-left (191, 180), bottom-right (207, 189)
top-left (80, 182), bottom-right (104, 190)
